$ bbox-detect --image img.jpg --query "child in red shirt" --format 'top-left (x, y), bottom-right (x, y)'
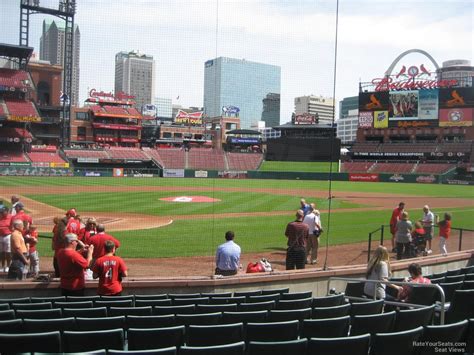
top-left (438, 213), bottom-right (452, 256)
top-left (92, 240), bottom-right (127, 296)
top-left (25, 225), bottom-right (39, 277)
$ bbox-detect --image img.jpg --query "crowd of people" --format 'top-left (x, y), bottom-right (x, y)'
top-left (0, 196), bottom-right (128, 296)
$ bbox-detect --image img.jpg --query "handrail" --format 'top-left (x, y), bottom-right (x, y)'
top-left (327, 276), bottom-right (446, 324)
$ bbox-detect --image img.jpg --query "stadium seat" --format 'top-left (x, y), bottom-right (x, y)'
top-left (312, 303), bottom-right (351, 319)
top-left (444, 290), bottom-right (474, 324)
top-left (95, 300), bottom-right (133, 308)
top-left (178, 341), bottom-right (245, 355)
top-left (62, 328), bottom-right (124, 352)
top-left (75, 316), bottom-right (125, 331)
top-left (394, 305), bottom-right (435, 331)
top-left (222, 310), bottom-right (269, 324)
top-left (0, 303), bottom-right (9, 310)
top-left (460, 266), bottom-right (474, 275)
top-left (0, 310), bottom-right (15, 320)
top-left (280, 291), bottom-right (313, 300)
top-left (201, 292), bottom-right (233, 298)
top-left (446, 269), bottom-right (461, 277)
top-left (307, 333), bottom-right (371, 355)
top-left (134, 294), bottom-right (168, 300)
top-left (0, 297), bottom-right (30, 304)
top-left (108, 306), bottom-right (152, 317)
top-left (67, 295), bottom-right (101, 302)
top-left (237, 301), bottom-right (276, 312)
top-left (466, 319), bottom-right (474, 354)
top-left (246, 320), bottom-right (299, 342)
top-left (168, 293), bottom-right (201, 299)
top-left (437, 281), bottom-right (464, 303)
top-left (349, 299), bottom-right (384, 317)
top-left (275, 297), bottom-right (312, 310)
top-left (126, 315), bottom-right (176, 329)
top-left (135, 299), bottom-right (172, 307)
top-left (0, 319), bottom-right (23, 333)
top-left (23, 317), bottom-right (76, 333)
top-left (350, 311), bottom-right (396, 335)
top-left (196, 303), bottom-right (238, 313)
top-left (30, 296), bottom-right (66, 303)
top-left (153, 304), bottom-right (196, 315)
top-left (16, 308), bottom-right (62, 319)
top-left (0, 331), bottom-right (61, 353)
top-left (430, 271), bottom-right (447, 279)
top-left (100, 295), bottom-right (134, 302)
top-left (55, 301), bottom-right (94, 309)
top-left (462, 281), bottom-right (474, 290)
top-left (172, 297), bottom-right (209, 306)
top-left (445, 274), bottom-right (465, 283)
top-left (109, 348), bottom-right (176, 354)
top-left (127, 326), bottom-right (185, 350)
top-left (233, 290), bottom-right (262, 299)
top-left (247, 294), bottom-right (281, 303)
top-left (408, 285), bottom-right (439, 306)
top-left (268, 308), bottom-right (312, 323)
top-left (312, 294), bottom-right (345, 307)
top-left (371, 326), bottom-right (423, 355)
top-left (344, 282), bottom-right (366, 298)
top-left (301, 315), bottom-right (351, 338)
top-left (418, 320), bottom-right (469, 355)
top-left (247, 339), bottom-right (307, 355)
top-left (428, 277), bottom-right (445, 284)
top-left (11, 302), bottom-right (52, 310)
top-left (465, 274), bottom-right (474, 281)
top-left (186, 322), bottom-right (244, 346)
top-left (209, 296), bottom-right (246, 305)
top-left (62, 307), bottom-right (107, 318)
top-left (175, 312), bottom-right (222, 326)
top-left (261, 288), bottom-right (289, 295)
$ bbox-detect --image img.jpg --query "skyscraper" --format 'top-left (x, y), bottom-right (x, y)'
top-left (40, 19), bottom-right (80, 106)
top-left (294, 95), bottom-right (335, 125)
top-left (203, 57), bottom-right (281, 129)
top-left (115, 50), bottom-right (155, 110)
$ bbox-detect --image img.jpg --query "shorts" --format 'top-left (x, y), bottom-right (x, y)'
top-left (0, 235), bottom-right (11, 253)
top-left (424, 226), bottom-right (433, 240)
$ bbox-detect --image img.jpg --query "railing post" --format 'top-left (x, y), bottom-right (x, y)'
top-left (458, 228), bottom-right (463, 252)
top-left (367, 233), bottom-right (372, 263)
top-left (380, 225), bottom-right (385, 245)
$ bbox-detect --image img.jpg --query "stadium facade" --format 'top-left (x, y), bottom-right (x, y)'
top-left (203, 57), bottom-right (281, 129)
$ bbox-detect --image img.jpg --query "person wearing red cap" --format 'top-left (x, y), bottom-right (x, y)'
top-left (89, 224), bottom-right (121, 265)
top-left (64, 209), bottom-right (81, 236)
top-left (13, 203), bottom-right (32, 237)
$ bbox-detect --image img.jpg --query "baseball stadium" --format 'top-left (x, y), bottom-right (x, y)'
top-left (0, 1), bottom-right (473, 354)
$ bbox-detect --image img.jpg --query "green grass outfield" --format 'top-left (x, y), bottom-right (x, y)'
top-left (259, 161), bottom-right (339, 173)
top-left (1, 176), bottom-right (472, 259)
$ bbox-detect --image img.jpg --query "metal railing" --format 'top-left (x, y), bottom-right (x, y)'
top-left (327, 276), bottom-right (446, 324)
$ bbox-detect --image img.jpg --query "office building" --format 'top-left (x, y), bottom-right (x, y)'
top-left (204, 57), bottom-right (281, 129)
top-left (39, 19), bottom-right (80, 106)
top-left (294, 95), bottom-right (335, 125)
top-left (153, 97), bottom-right (173, 121)
top-left (438, 59), bottom-right (473, 88)
top-left (339, 95), bottom-right (359, 119)
top-left (336, 109), bottom-right (358, 144)
top-left (115, 50), bottom-right (155, 110)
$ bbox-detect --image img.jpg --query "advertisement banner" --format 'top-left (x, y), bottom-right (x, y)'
top-left (373, 111), bottom-right (389, 128)
top-left (349, 173), bottom-right (379, 182)
top-left (439, 87), bottom-right (474, 109)
top-left (416, 175), bottom-right (437, 184)
top-left (439, 108), bottom-right (473, 127)
top-left (358, 111), bottom-right (373, 128)
top-left (77, 157), bottom-right (100, 163)
top-left (113, 168), bottom-right (124, 177)
top-left (229, 137), bottom-right (260, 144)
top-left (50, 162), bottom-right (69, 168)
top-left (194, 170), bottom-right (208, 178)
top-left (163, 169), bottom-right (185, 178)
top-left (418, 89), bottom-right (439, 120)
top-left (294, 113), bottom-right (317, 125)
top-left (7, 115), bottom-right (41, 123)
top-left (389, 90), bottom-right (419, 119)
top-left (359, 92), bottom-right (389, 111)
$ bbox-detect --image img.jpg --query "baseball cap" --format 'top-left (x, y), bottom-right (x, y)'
top-left (65, 234), bottom-right (79, 243)
top-left (15, 202), bottom-right (24, 210)
top-left (66, 208), bottom-right (77, 217)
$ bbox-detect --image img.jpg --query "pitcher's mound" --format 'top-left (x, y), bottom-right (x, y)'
top-left (160, 196), bottom-right (221, 203)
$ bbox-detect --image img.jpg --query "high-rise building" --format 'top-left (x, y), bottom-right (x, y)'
top-left (153, 97), bottom-right (173, 121)
top-left (438, 59), bottom-right (473, 88)
top-left (203, 57), bottom-right (281, 129)
top-left (294, 95), bottom-right (335, 125)
top-left (336, 109), bottom-right (358, 144)
top-left (39, 19), bottom-right (80, 106)
top-left (115, 50), bottom-right (155, 110)
top-left (339, 95), bottom-right (359, 119)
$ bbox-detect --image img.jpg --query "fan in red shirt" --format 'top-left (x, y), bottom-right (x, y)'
top-left (13, 203), bottom-right (32, 236)
top-left (64, 209), bottom-right (81, 236)
top-left (78, 217), bottom-right (97, 245)
top-left (92, 240), bottom-right (128, 295)
top-left (0, 205), bottom-right (12, 272)
top-left (89, 224), bottom-right (121, 262)
top-left (56, 233), bottom-right (94, 296)
top-left (389, 202), bottom-right (405, 253)
top-left (395, 263), bottom-right (431, 302)
top-left (438, 213), bottom-right (452, 256)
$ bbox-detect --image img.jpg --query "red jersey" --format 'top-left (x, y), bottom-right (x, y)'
top-left (390, 207), bottom-right (403, 226)
top-left (13, 210), bottom-right (32, 235)
top-left (92, 255), bottom-right (127, 295)
top-left (78, 227), bottom-right (96, 245)
top-left (25, 230), bottom-right (38, 253)
top-left (0, 214), bottom-right (12, 237)
top-left (439, 220), bottom-right (452, 239)
top-left (65, 217), bottom-right (81, 236)
top-left (89, 233), bottom-right (121, 259)
top-left (57, 248), bottom-right (89, 290)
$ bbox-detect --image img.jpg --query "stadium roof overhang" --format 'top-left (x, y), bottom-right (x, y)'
top-left (226, 129), bottom-right (261, 135)
top-left (0, 43), bottom-right (34, 62)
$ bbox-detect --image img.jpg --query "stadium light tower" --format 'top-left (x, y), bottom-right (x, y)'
top-left (19, 0), bottom-right (77, 147)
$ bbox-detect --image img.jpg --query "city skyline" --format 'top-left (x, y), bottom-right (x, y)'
top-left (0, 0), bottom-right (472, 123)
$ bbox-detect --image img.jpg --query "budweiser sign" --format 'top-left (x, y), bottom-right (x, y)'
top-left (372, 77), bottom-right (458, 92)
top-left (175, 110), bottom-right (203, 125)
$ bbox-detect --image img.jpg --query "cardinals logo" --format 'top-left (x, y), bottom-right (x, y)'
top-left (365, 94), bottom-right (382, 110)
top-left (446, 90), bottom-right (465, 107)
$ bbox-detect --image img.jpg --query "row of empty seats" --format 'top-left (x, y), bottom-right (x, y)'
top-left (3, 98), bottom-right (39, 118)
top-left (351, 141), bottom-right (472, 155)
top-left (342, 162), bottom-right (456, 174)
top-left (89, 105), bottom-right (142, 117)
top-left (27, 151), bottom-right (66, 163)
top-left (0, 68), bottom-right (30, 89)
top-left (226, 153), bottom-right (263, 171)
top-left (188, 149), bottom-right (226, 170)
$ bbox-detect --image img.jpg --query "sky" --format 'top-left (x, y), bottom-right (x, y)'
top-left (0, 0), bottom-right (472, 123)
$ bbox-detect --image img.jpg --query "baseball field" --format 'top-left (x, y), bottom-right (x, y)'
top-left (0, 175), bottom-right (473, 277)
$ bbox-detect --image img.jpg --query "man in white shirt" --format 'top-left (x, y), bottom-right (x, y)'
top-left (421, 205), bottom-right (434, 254)
top-left (215, 231), bottom-right (241, 276)
top-left (10, 196), bottom-right (20, 216)
top-left (303, 203), bottom-right (322, 265)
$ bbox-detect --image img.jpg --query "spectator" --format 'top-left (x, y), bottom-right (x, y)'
top-left (396, 211), bottom-right (413, 260)
top-left (285, 210), bottom-right (308, 270)
top-left (438, 213), bottom-right (452, 256)
top-left (303, 203), bottom-right (322, 265)
top-left (0, 205), bottom-right (12, 273)
top-left (92, 240), bottom-right (128, 295)
top-left (215, 231), bottom-right (241, 276)
top-left (395, 263), bottom-right (431, 302)
top-left (8, 219), bottom-right (29, 280)
top-left (300, 199), bottom-right (310, 216)
top-left (51, 216), bottom-right (64, 277)
top-left (56, 233), bottom-right (93, 296)
top-left (364, 245), bottom-right (397, 300)
top-left (13, 203), bottom-right (32, 236)
top-left (64, 209), bottom-right (81, 236)
top-left (25, 225), bottom-right (39, 278)
top-left (10, 196), bottom-right (20, 216)
top-left (89, 224), bottom-right (121, 264)
top-left (390, 202), bottom-right (405, 253)
top-left (420, 205), bottom-right (435, 254)
top-left (78, 217), bottom-right (97, 245)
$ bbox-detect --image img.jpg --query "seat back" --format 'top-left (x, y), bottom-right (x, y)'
top-left (408, 285), bottom-right (439, 306)
top-left (175, 312), bottom-right (222, 326)
top-left (109, 348), bottom-right (176, 355)
top-left (108, 306), bottom-right (152, 317)
top-left (222, 310), bottom-right (268, 324)
top-left (126, 315), bottom-right (176, 329)
top-left (11, 302), bottom-right (52, 310)
top-left (394, 305), bottom-right (435, 331)
top-left (135, 299), bottom-right (172, 307)
top-left (419, 320), bottom-right (469, 355)
top-left (63, 328), bottom-right (124, 352)
top-left (344, 282), bottom-right (365, 298)
top-left (95, 300), bottom-right (133, 308)
top-left (196, 303), bottom-right (238, 313)
top-left (247, 294), bottom-right (280, 303)
top-left (301, 316), bottom-right (350, 338)
top-left (75, 316), bottom-right (125, 331)
top-left (186, 322), bottom-right (244, 346)
top-left (446, 290), bottom-right (474, 323)
top-left (16, 308), bottom-right (62, 319)
top-left (237, 301), bottom-right (276, 312)
top-left (247, 339), bottom-right (307, 355)
top-left (280, 291), bottom-right (312, 300)
top-left (312, 294), bottom-right (344, 308)
top-left (0, 310), bottom-right (15, 320)
top-left (312, 303), bottom-right (351, 319)
top-left (173, 297), bottom-right (209, 306)
top-left (268, 308), bottom-right (312, 323)
top-left (438, 281), bottom-right (464, 303)
top-left (350, 311), bottom-right (396, 335)
top-left (371, 326), bottom-right (423, 355)
top-left (0, 331), bottom-right (61, 353)
top-left (23, 317), bottom-right (76, 332)
top-left (307, 334), bottom-right (371, 355)
top-left (209, 296), bottom-right (246, 304)
top-left (55, 301), bottom-right (94, 309)
top-left (153, 304), bottom-right (195, 315)
top-left (62, 307), bottom-right (107, 318)
top-left (246, 320), bottom-right (299, 342)
top-left (261, 288), bottom-right (289, 295)
top-left (127, 326), bottom-right (185, 350)
top-left (0, 319), bottom-right (23, 333)
top-left (66, 295), bottom-right (101, 302)
top-left (349, 299), bottom-right (384, 317)
top-left (276, 298), bottom-right (312, 310)
top-left (134, 294), bottom-right (168, 300)
top-left (179, 341), bottom-right (245, 354)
